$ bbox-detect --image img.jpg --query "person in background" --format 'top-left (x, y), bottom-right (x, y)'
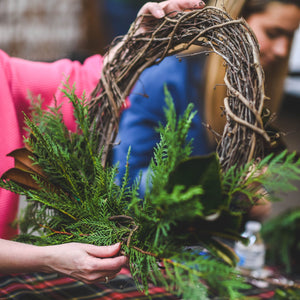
top-left (112, 0), bottom-right (300, 220)
top-left (0, 0), bottom-right (205, 283)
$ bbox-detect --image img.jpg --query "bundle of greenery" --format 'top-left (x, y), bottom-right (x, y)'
top-left (1, 85), bottom-right (300, 299)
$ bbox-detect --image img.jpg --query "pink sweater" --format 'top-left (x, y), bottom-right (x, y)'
top-left (0, 50), bottom-right (103, 239)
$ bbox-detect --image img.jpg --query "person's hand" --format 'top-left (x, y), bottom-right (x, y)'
top-left (136, 0), bottom-right (205, 33)
top-left (43, 242), bottom-right (127, 284)
top-left (138, 0), bottom-right (206, 18)
top-left (104, 0), bottom-right (205, 64)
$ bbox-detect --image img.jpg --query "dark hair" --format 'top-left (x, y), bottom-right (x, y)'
top-left (242, 0), bottom-right (300, 19)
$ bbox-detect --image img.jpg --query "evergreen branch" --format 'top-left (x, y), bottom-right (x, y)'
top-left (222, 150), bottom-right (300, 206)
top-left (2, 85), bottom-right (300, 299)
top-left (39, 225), bottom-right (89, 237)
top-left (131, 246), bottom-right (158, 257)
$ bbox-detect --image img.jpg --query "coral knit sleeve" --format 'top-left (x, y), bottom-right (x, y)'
top-left (0, 49), bottom-right (103, 239)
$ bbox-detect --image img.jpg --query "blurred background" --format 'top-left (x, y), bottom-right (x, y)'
top-left (0, 0), bottom-right (109, 61)
top-left (0, 0), bottom-right (299, 220)
top-left (272, 27), bottom-right (300, 218)
top-left (0, 0), bottom-right (148, 61)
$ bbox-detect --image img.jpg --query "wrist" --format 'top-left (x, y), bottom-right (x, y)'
top-left (36, 245), bottom-right (58, 273)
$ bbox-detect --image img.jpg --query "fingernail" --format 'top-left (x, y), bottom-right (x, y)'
top-left (156, 8), bottom-right (165, 18)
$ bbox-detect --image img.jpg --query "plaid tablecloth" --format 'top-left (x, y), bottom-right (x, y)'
top-left (1, 267), bottom-right (291, 299)
top-left (0, 268), bottom-right (179, 300)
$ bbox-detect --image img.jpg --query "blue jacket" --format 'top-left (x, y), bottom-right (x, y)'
top-left (112, 55), bottom-right (211, 194)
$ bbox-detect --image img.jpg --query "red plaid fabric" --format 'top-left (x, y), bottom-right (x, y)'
top-left (0, 268), bottom-right (179, 300)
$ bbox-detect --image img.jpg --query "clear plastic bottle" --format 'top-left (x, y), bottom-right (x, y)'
top-left (234, 221), bottom-right (266, 271)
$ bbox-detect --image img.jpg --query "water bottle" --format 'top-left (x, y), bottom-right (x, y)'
top-left (234, 221), bottom-right (266, 272)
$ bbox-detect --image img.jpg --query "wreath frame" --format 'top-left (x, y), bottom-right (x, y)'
top-left (89, 6), bottom-right (270, 171)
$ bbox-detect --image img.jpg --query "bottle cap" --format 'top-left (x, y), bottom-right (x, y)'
top-left (245, 221), bottom-right (261, 233)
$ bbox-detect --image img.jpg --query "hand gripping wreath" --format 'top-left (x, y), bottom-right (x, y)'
top-left (88, 6), bottom-right (270, 171)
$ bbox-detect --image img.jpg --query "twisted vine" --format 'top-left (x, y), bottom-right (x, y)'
top-left (89, 6), bottom-right (270, 171)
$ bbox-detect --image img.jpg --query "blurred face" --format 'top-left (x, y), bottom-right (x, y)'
top-left (246, 2), bottom-right (300, 70)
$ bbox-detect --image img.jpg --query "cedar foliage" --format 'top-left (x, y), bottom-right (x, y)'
top-left (2, 85), bottom-right (300, 299)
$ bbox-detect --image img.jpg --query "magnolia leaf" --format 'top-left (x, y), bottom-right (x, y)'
top-left (2, 148), bottom-right (49, 190)
top-left (171, 208), bottom-right (242, 243)
top-left (173, 207), bottom-right (243, 266)
top-left (167, 153), bottom-right (224, 214)
top-left (203, 237), bottom-right (239, 267)
top-left (1, 168), bottom-right (42, 190)
top-left (167, 207), bottom-right (242, 266)
top-left (7, 147), bottom-right (45, 177)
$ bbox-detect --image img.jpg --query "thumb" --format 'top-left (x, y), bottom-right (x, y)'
top-left (86, 243), bottom-right (122, 258)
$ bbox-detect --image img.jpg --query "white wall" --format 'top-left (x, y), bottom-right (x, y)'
top-left (285, 28), bottom-right (300, 97)
top-left (0, 0), bottom-right (84, 60)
